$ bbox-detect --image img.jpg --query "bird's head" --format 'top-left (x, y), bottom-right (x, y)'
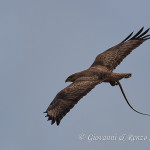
top-left (65, 74), bottom-right (77, 82)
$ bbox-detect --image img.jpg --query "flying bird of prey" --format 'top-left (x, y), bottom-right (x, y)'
top-left (44, 27), bottom-right (150, 125)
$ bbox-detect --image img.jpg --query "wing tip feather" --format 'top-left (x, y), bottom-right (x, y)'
top-left (51, 118), bottom-right (55, 125)
top-left (44, 110), bottom-right (62, 125)
top-left (122, 27), bottom-right (150, 43)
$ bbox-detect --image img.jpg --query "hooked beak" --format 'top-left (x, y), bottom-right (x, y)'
top-left (65, 78), bottom-right (68, 82)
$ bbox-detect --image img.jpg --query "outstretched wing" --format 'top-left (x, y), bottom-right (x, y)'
top-left (91, 27), bottom-right (150, 71)
top-left (44, 76), bottom-right (102, 125)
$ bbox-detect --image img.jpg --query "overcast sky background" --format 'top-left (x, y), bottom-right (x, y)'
top-left (1, 0), bottom-right (150, 149)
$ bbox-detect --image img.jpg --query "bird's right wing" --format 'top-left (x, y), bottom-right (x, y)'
top-left (44, 76), bottom-right (103, 125)
top-left (91, 27), bottom-right (150, 71)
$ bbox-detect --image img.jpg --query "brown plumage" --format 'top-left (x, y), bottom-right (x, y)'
top-left (44, 27), bottom-right (150, 125)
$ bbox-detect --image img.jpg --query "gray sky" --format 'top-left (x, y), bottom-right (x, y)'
top-left (1, 0), bottom-right (150, 149)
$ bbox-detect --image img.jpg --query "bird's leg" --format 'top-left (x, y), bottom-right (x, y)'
top-left (109, 81), bottom-right (118, 86)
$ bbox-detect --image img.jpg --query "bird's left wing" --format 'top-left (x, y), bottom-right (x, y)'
top-left (44, 76), bottom-right (103, 125)
top-left (91, 27), bottom-right (150, 71)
